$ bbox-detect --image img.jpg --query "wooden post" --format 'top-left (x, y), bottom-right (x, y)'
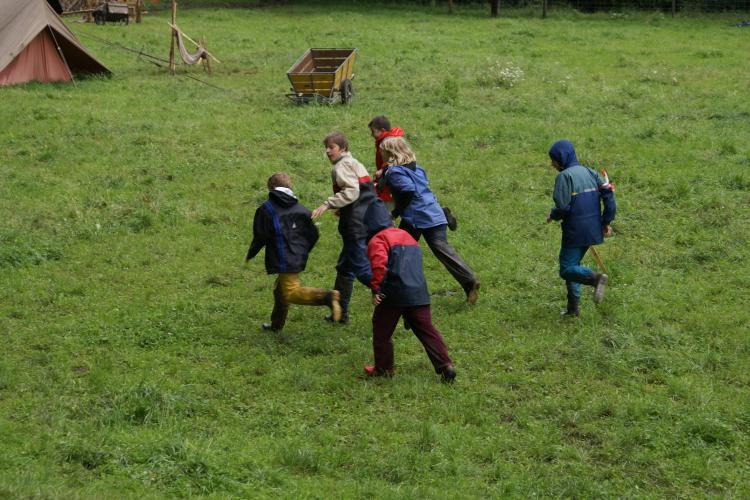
top-left (136, 0), bottom-right (142, 23)
top-left (671, 0), bottom-right (676, 16)
top-left (543, 0), bottom-right (547, 18)
top-left (448, 0), bottom-right (453, 13)
top-left (202, 36), bottom-right (211, 74)
top-left (86, 0), bottom-right (93, 23)
top-left (169, 0), bottom-right (176, 74)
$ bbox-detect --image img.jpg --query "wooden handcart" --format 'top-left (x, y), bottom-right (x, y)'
top-left (286, 48), bottom-right (357, 104)
top-left (92, 1), bottom-right (130, 25)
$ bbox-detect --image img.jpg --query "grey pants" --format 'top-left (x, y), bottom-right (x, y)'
top-left (399, 222), bottom-right (477, 293)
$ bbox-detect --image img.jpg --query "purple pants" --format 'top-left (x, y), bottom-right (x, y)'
top-left (372, 304), bottom-right (452, 373)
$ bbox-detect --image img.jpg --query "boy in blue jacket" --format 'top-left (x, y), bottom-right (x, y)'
top-left (246, 173), bottom-right (341, 331)
top-left (546, 140), bottom-right (616, 317)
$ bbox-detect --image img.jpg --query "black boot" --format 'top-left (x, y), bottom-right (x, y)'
top-left (442, 206), bottom-right (457, 231)
top-left (439, 364), bottom-right (456, 383)
top-left (325, 274), bottom-right (352, 324)
top-left (561, 296), bottom-right (580, 317)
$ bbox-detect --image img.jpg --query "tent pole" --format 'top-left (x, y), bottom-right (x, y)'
top-left (48, 27), bottom-right (76, 86)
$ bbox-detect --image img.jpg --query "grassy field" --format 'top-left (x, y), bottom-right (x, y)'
top-left (1, 3), bottom-right (749, 497)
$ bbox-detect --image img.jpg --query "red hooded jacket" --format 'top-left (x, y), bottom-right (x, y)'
top-left (374, 127), bottom-right (405, 202)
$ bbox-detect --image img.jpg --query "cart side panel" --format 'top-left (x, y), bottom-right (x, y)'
top-left (286, 49), bottom-right (312, 74)
top-left (342, 51), bottom-right (356, 80)
top-left (288, 73), bottom-right (335, 96)
top-left (333, 50), bottom-right (356, 91)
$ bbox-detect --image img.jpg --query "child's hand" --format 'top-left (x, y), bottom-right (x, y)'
top-left (546, 215), bottom-right (552, 223)
top-left (603, 224), bottom-right (613, 237)
top-left (311, 204), bottom-right (328, 219)
top-left (372, 293), bottom-right (384, 306)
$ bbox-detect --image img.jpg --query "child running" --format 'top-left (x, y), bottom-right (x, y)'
top-left (312, 132), bottom-right (377, 324)
top-left (546, 140), bottom-right (616, 317)
top-left (245, 172), bottom-right (341, 331)
top-left (369, 116), bottom-right (457, 229)
top-left (380, 136), bottom-right (480, 304)
top-left (363, 200), bottom-right (456, 382)
top-left (368, 115), bottom-right (404, 211)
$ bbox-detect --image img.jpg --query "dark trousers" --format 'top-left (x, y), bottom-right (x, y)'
top-left (372, 304), bottom-right (452, 372)
top-left (334, 238), bottom-right (372, 313)
top-left (400, 222), bottom-right (477, 293)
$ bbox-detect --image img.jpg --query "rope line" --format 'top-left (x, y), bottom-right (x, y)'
top-left (76, 30), bottom-right (248, 100)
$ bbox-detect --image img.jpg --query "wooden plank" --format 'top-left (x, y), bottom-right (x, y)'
top-left (289, 75), bottom-right (334, 83)
top-left (343, 52), bottom-right (356, 80)
top-left (311, 49), bottom-right (355, 58)
top-left (286, 49), bottom-right (312, 74)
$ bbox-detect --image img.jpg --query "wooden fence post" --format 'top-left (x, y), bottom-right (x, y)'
top-left (543, 0), bottom-right (548, 18)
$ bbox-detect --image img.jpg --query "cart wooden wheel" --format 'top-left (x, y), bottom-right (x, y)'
top-left (341, 79), bottom-right (353, 104)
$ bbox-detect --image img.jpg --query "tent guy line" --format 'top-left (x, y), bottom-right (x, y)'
top-left (76, 30), bottom-right (246, 99)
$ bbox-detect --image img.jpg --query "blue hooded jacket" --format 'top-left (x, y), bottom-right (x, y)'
top-left (384, 162), bottom-right (447, 230)
top-left (549, 140), bottom-right (616, 248)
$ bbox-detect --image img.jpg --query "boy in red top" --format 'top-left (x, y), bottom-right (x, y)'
top-left (368, 116), bottom-right (404, 210)
top-left (363, 200), bottom-right (456, 382)
top-left (369, 115), bottom-right (458, 231)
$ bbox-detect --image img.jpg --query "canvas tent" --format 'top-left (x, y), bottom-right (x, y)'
top-left (0, 0), bottom-right (110, 87)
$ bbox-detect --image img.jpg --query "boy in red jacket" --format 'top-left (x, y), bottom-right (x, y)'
top-left (369, 115), bottom-right (457, 230)
top-left (368, 116), bottom-right (404, 211)
top-left (362, 200), bottom-right (456, 382)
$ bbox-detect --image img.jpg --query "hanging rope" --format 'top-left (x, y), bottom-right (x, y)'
top-left (174, 28), bottom-right (207, 65)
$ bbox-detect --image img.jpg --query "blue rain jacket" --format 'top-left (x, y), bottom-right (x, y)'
top-left (384, 162), bottom-right (447, 230)
top-left (549, 140), bottom-right (616, 248)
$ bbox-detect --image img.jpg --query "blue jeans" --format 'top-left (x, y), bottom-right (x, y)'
top-left (334, 238), bottom-right (372, 312)
top-left (559, 246), bottom-right (595, 300)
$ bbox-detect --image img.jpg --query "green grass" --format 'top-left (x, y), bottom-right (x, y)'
top-left (1, 4), bottom-right (749, 497)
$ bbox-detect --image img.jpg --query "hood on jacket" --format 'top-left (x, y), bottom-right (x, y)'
top-left (364, 199), bottom-right (393, 241)
top-left (375, 127), bottom-right (405, 145)
top-left (548, 140), bottom-right (580, 170)
top-left (269, 188), bottom-right (298, 208)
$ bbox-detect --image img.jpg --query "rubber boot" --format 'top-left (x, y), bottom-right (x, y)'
top-left (325, 274), bottom-right (352, 324)
top-left (561, 295), bottom-right (580, 318)
top-left (592, 273), bottom-right (608, 304)
top-left (326, 290), bottom-right (342, 323)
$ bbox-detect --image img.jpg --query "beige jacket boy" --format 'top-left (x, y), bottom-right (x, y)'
top-left (325, 152), bottom-right (371, 209)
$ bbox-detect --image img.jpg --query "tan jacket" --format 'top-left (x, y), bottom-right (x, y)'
top-left (325, 153), bottom-right (370, 209)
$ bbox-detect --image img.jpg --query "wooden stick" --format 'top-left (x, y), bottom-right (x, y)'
top-left (202, 36), bottom-right (211, 74)
top-left (590, 246), bottom-right (608, 275)
top-left (168, 23), bottom-right (221, 63)
top-left (169, 0), bottom-right (176, 74)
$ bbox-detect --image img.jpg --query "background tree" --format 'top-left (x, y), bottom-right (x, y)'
top-left (490, 0), bottom-right (499, 16)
